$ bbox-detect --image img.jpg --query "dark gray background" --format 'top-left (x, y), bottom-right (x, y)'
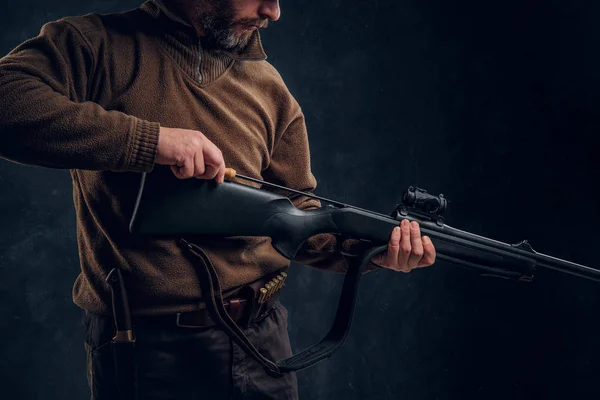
top-left (1, 0), bottom-right (599, 399)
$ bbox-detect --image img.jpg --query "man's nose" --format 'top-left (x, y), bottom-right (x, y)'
top-left (259, 0), bottom-right (280, 21)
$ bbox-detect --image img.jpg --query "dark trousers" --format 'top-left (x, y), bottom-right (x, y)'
top-left (83, 300), bottom-right (298, 399)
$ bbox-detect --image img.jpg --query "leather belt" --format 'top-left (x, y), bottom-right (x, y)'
top-left (176, 298), bottom-right (248, 328)
top-left (175, 294), bottom-right (279, 329)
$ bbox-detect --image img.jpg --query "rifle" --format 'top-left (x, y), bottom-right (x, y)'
top-left (129, 168), bottom-right (600, 373)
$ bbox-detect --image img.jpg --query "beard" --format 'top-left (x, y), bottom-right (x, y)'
top-left (198, 0), bottom-right (268, 51)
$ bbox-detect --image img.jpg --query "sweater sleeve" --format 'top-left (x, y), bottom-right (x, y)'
top-left (262, 109), bottom-right (381, 274)
top-left (0, 19), bottom-right (159, 172)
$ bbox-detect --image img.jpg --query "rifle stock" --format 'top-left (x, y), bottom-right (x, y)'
top-left (130, 171), bottom-right (339, 258)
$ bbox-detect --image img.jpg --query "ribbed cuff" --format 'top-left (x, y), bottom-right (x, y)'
top-left (126, 118), bottom-right (160, 172)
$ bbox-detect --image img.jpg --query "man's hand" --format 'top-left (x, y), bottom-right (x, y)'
top-left (156, 127), bottom-right (226, 183)
top-left (371, 219), bottom-right (436, 272)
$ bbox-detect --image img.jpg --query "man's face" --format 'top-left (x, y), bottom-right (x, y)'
top-left (193, 0), bottom-right (281, 50)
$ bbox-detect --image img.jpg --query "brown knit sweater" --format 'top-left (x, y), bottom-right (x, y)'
top-left (0, 0), bottom-right (377, 316)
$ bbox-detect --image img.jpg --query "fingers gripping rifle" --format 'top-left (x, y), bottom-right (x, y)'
top-left (129, 169), bottom-right (600, 372)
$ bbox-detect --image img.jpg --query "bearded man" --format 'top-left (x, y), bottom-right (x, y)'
top-left (0, 1), bottom-right (436, 398)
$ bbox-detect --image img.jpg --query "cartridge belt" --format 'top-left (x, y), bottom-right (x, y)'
top-left (136, 269), bottom-right (289, 329)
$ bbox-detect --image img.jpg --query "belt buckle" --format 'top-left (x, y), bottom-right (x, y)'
top-left (175, 312), bottom-right (206, 329)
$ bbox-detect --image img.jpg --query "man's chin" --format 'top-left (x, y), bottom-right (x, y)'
top-left (222, 33), bottom-right (253, 51)
top-left (203, 25), bottom-right (255, 51)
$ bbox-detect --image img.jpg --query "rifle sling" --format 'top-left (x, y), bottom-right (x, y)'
top-left (179, 237), bottom-right (388, 374)
top-left (179, 238), bottom-right (283, 377)
top-left (276, 243), bottom-right (388, 372)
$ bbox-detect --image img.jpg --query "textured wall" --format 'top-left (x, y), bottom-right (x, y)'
top-left (1, 1), bottom-right (599, 399)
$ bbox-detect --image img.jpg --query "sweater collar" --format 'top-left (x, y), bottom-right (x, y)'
top-left (140, 0), bottom-right (268, 61)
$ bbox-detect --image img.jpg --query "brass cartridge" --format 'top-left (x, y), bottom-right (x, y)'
top-left (258, 287), bottom-right (268, 304)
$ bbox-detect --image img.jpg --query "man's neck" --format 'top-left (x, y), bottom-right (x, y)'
top-left (154, 0), bottom-right (207, 37)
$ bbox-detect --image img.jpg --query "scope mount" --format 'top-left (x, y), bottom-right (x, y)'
top-left (391, 186), bottom-right (448, 227)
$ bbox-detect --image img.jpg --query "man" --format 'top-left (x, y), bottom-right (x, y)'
top-left (0, 0), bottom-right (436, 398)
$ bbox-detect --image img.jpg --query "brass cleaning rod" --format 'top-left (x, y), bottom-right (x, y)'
top-left (223, 168), bottom-right (390, 219)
